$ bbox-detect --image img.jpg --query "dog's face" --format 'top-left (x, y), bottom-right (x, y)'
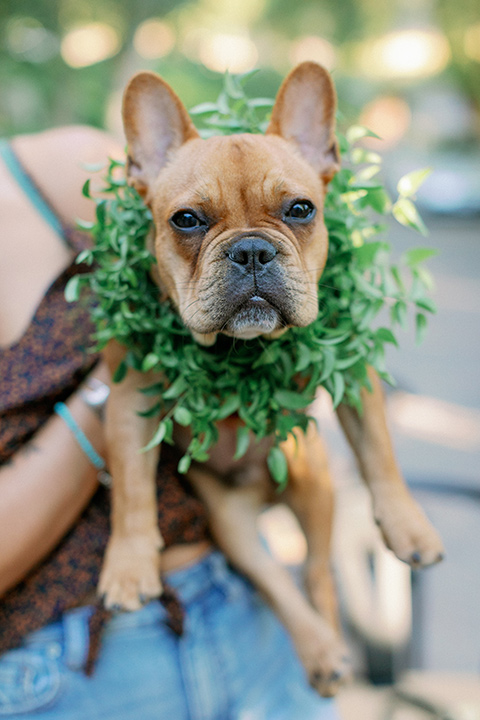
top-left (123, 63), bottom-right (340, 345)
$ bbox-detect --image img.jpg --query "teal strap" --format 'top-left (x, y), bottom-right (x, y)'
top-left (0, 138), bottom-right (65, 239)
top-left (54, 401), bottom-right (106, 470)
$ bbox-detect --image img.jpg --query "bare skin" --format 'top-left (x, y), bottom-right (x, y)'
top-left (0, 126), bottom-right (213, 598)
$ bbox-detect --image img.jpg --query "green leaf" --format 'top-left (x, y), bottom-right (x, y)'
top-left (356, 299), bottom-right (383, 332)
top-left (354, 241), bottom-right (388, 270)
top-left (415, 313), bottom-right (428, 345)
top-left (392, 197), bottom-right (428, 236)
top-left (217, 394), bottom-right (241, 420)
top-left (352, 272), bottom-right (384, 299)
top-left (391, 300), bottom-right (408, 329)
top-left (137, 401), bottom-right (162, 418)
top-left (267, 446), bottom-right (288, 488)
top-left (273, 389), bottom-right (310, 410)
top-left (173, 406), bottom-right (193, 426)
top-left (141, 352), bottom-right (160, 372)
top-left (81, 161), bottom-right (106, 172)
top-left (361, 187), bottom-right (391, 214)
top-left (189, 102), bottom-right (221, 115)
top-left (95, 199), bottom-right (107, 227)
top-left (375, 327), bottom-right (399, 346)
top-left (415, 297), bottom-right (437, 314)
top-left (295, 343), bottom-right (312, 372)
top-left (334, 352), bottom-right (364, 370)
top-left (141, 421), bottom-right (167, 452)
top-left (81, 179), bottom-right (91, 198)
top-left (191, 450), bottom-right (210, 462)
top-left (397, 168), bottom-right (431, 198)
top-left (76, 219), bottom-right (95, 231)
top-left (75, 249), bottom-right (94, 265)
top-left (234, 425), bottom-right (250, 460)
top-left (319, 347), bottom-right (336, 382)
top-left (162, 376), bottom-right (188, 399)
top-left (113, 360), bottom-right (128, 383)
top-left (224, 71), bottom-right (244, 99)
top-left (331, 371), bottom-right (345, 408)
top-left (247, 98), bottom-right (275, 108)
top-left (346, 125), bottom-right (381, 144)
top-left (178, 454), bottom-right (192, 474)
top-left (390, 265), bottom-right (405, 293)
top-left (403, 248), bottom-right (438, 266)
top-left (64, 275), bottom-right (82, 302)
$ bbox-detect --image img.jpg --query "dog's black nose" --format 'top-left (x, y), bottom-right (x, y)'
top-left (228, 237), bottom-right (277, 268)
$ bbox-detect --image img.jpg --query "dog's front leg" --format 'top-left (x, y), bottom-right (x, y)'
top-left (336, 367), bottom-right (444, 567)
top-left (98, 341), bottom-right (163, 610)
top-left (187, 465), bottom-right (346, 697)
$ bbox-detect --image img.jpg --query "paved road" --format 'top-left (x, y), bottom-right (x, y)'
top-left (387, 214), bottom-right (480, 488)
top-left (387, 213), bottom-right (480, 673)
top-left (320, 213), bottom-right (480, 675)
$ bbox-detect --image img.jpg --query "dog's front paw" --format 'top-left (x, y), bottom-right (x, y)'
top-left (293, 613), bottom-right (349, 698)
top-left (98, 531), bottom-right (164, 610)
top-left (374, 492), bottom-right (444, 568)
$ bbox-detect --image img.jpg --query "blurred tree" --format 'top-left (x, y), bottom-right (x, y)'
top-left (436, 0), bottom-right (480, 112)
top-left (0, 0), bottom-right (193, 134)
top-left (0, 0), bottom-right (478, 140)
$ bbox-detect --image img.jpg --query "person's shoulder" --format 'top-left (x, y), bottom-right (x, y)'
top-left (14, 126), bottom-right (124, 225)
top-left (41, 125), bottom-right (122, 163)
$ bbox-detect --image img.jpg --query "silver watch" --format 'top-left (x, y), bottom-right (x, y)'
top-left (80, 377), bottom-right (110, 419)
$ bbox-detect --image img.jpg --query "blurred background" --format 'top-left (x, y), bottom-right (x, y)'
top-left (1, 0), bottom-right (479, 716)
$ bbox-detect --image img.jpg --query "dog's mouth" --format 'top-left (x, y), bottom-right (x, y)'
top-left (223, 295), bottom-right (283, 339)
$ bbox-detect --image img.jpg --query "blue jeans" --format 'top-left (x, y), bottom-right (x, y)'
top-left (0, 551), bottom-right (339, 719)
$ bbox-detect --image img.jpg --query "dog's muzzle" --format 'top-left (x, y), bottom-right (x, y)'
top-left (221, 236), bottom-right (287, 339)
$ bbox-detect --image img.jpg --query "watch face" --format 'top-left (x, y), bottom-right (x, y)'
top-left (83, 378), bottom-right (110, 407)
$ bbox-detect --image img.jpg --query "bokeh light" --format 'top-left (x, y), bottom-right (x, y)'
top-left (289, 36), bottom-right (337, 70)
top-left (133, 19), bottom-right (175, 59)
top-left (464, 23), bottom-right (480, 62)
top-left (359, 96), bottom-right (412, 149)
top-left (198, 32), bottom-right (259, 73)
top-left (6, 16), bottom-right (58, 63)
top-left (358, 29), bottom-right (451, 80)
top-left (61, 22), bottom-right (121, 68)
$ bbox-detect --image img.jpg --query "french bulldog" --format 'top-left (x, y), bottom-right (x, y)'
top-left (98, 62), bottom-right (444, 697)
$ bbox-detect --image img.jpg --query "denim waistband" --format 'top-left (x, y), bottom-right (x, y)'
top-left (21, 550), bottom-right (244, 670)
top-left (165, 549), bottom-right (244, 605)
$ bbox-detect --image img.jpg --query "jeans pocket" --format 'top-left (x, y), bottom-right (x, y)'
top-left (0, 647), bottom-right (62, 715)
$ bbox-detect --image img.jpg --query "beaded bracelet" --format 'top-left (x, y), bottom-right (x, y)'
top-left (54, 402), bottom-right (111, 487)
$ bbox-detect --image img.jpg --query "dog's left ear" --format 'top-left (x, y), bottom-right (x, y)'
top-left (122, 71), bottom-right (199, 201)
top-left (266, 62), bottom-right (340, 184)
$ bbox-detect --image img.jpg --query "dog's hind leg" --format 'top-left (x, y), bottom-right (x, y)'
top-left (187, 464), bottom-right (347, 697)
top-left (336, 367), bottom-right (444, 568)
top-left (280, 422), bottom-right (339, 633)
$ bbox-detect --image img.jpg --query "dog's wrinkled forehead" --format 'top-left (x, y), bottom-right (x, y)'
top-left (151, 133), bottom-right (324, 225)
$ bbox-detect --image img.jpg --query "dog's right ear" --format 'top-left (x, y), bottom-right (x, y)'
top-left (122, 72), bottom-right (199, 201)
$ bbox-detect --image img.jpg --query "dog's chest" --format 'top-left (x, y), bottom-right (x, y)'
top-left (173, 417), bottom-right (273, 484)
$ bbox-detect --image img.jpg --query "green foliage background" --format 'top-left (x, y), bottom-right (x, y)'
top-left (1, 0), bottom-right (479, 137)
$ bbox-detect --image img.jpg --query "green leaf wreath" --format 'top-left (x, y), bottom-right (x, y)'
top-left (68, 71), bottom-right (437, 486)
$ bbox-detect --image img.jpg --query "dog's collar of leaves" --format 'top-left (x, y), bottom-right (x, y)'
top-left (68, 72), bottom-right (436, 485)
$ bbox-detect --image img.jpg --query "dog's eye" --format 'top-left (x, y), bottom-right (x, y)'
top-left (170, 210), bottom-right (205, 231)
top-left (285, 200), bottom-right (316, 223)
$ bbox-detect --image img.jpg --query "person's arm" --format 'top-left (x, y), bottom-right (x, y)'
top-left (0, 363), bottom-right (109, 597)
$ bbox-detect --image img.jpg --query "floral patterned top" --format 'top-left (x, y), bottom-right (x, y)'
top-left (0, 140), bottom-right (209, 664)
